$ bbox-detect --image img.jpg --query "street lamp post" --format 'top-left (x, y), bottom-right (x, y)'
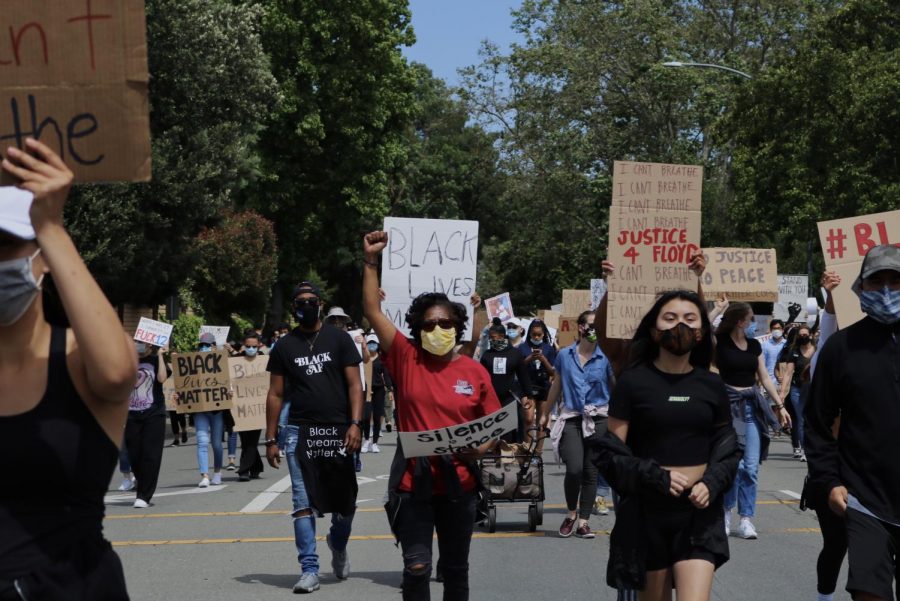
top-left (662, 61), bottom-right (752, 80)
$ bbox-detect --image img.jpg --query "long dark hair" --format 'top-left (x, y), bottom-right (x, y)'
top-left (716, 302), bottom-right (752, 337)
top-left (526, 319), bottom-right (550, 345)
top-left (405, 292), bottom-right (468, 343)
top-left (627, 290), bottom-right (714, 369)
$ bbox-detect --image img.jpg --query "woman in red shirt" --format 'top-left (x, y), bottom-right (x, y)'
top-left (362, 230), bottom-right (500, 601)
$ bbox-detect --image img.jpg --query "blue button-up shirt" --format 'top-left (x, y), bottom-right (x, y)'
top-left (762, 337), bottom-right (785, 383)
top-left (553, 343), bottom-right (614, 413)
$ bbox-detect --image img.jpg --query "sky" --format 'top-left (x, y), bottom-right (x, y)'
top-left (403, 0), bottom-right (523, 85)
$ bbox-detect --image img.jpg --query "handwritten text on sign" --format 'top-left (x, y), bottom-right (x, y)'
top-left (173, 351), bottom-right (233, 414)
top-left (817, 210), bottom-right (900, 327)
top-left (0, 0), bottom-right (151, 183)
top-left (381, 217), bottom-right (479, 341)
top-left (399, 405), bottom-right (518, 457)
top-left (775, 275), bottom-right (809, 323)
top-left (228, 357), bottom-right (268, 432)
top-left (701, 248), bottom-right (779, 302)
top-left (134, 317), bottom-right (173, 348)
top-left (607, 161), bottom-right (703, 339)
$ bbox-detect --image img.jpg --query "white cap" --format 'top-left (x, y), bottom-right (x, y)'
top-left (326, 306), bottom-right (350, 320)
top-left (365, 333), bottom-right (379, 344)
top-left (0, 187), bottom-right (35, 240)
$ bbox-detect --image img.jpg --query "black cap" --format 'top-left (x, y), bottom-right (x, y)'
top-left (852, 245), bottom-right (900, 296)
top-left (292, 280), bottom-right (322, 300)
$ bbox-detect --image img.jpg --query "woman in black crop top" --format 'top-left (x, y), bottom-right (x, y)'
top-left (714, 303), bottom-right (790, 542)
top-left (0, 140), bottom-right (137, 599)
top-left (595, 290), bottom-right (741, 599)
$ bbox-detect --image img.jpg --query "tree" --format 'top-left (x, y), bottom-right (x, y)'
top-left (725, 0), bottom-right (900, 273)
top-left (65, 0), bottom-right (278, 306)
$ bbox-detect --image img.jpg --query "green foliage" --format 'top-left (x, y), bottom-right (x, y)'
top-left (66, 0), bottom-right (278, 306)
top-left (170, 313), bottom-right (204, 353)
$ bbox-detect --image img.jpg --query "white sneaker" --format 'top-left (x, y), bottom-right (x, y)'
top-left (118, 477), bottom-right (135, 492)
top-left (371, 442), bottom-right (381, 454)
top-left (793, 447), bottom-right (803, 459)
top-left (738, 517), bottom-right (758, 539)
top-left (800, 452), bottom-right (807, 462)
top-left (198, 476), bottom-right (210, 488)
top-left (724, 509), bottom-right (732, 536)
top-left (361, 439), bottom-right (371, 453)
top-left (211, 473), bottom-right (222, 485)
top-left (133, 499), bottom-right (149, 509)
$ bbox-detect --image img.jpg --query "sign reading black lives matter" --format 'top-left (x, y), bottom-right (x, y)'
top-left (381, 217), bottom-right (479, 342)
top-left (173, 351), bottom-right (233, 414)
top-left (398, 406), bottom-right (518, 457)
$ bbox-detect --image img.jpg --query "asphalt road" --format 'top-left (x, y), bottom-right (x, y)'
top-left (105, 428), bottom-right (848, 600)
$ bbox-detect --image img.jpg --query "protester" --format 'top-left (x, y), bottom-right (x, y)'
top-left (0, 138), bottom-right (136, 598)
top-left (265, 281), bottom-right (363, 594)
top-left (362, 333), bottom-right (392, 454)
top-left (506, 320), bottom-right (525, 348)
top-left (124, 341), bottom-right (170, 508)
top-left (117, 448), bottom-right (136, 492)
top-left (777, 323), bottom-right (815, 461)
top-left (715, 303), bottom-right (791, 539)
top-left (234, 332), bottom-right (265, 482)
top-left (363, 230), bottom-right (501, 601)
top-left (595, 290), bottom-right (739, 598)
top-left (481, 318), bottom-right (533, 443)
top-left (807, 245), bottom-right (900, 601)
top-left (761, 318), bottom-right (786, 386)
top-left (168, 406), bottom-right (188, 446)
top-left (519, 318), bottom-right (557, 450)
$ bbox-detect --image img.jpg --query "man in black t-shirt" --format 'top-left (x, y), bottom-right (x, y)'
top-left (265, 281), bottom-right (363, 594)
top-left (480, 321), bottom-right (533, 443)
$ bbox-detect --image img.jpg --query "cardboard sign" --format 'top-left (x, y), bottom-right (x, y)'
top-left (701, 248), bottom-right (779, 302)
top-left (607, 161), bottom-right (703, 339)
top-left (817, 210), bottom-right (900, 327)
top-left (537, 310), bottom-right (560, 331)
top-left (381, 217), bottom-right (479, 341)
top-left (173, 351), bottom-right (233, 414)
top-left (557, 316), bottom-right (579, 347)
top-left (774, 275), bottom-right (809, 323)
top-left (562, 290), bottom-right (592, 316)
top-left (200, 325), bottom-right (230, 348)
top-left (398, 405), bottom-right (518, 457)
top-left (0, 1), bottom-right (150, 183)
top-left (485, 293), bottom-right (515, 323)
top-left (227, 357), bottom-right (267, 432)
top-left (590, 279), bottom-right (607, 311)
top-left (163, 377), bottom-right (176, 412)
top-left (134, 317), bottom-right (173, 348)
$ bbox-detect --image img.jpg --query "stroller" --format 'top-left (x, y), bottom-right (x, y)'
top-left (476, 426), bottom-right (547, 532)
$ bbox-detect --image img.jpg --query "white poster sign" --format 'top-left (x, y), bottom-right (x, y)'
top-left (134, 317), bottom-right (173, 348)
top-left (200, 325), bottom-right (231, 348)
top-left (774, 274), bottom-right (809, 323)
top-left (381, 217), bottom-right (479, 341)
top-left (398, 405), bottom-right (518, 457)
top-left (590, 279), bottom-right (607, 311)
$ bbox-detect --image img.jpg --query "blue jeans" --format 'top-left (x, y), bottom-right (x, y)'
top-left (227, 430), bottom-right (238, 457)
top-left (194, 411), bottom-right (224, 474)
top-left (790, 385), bottom-right (804, 451)
top-left (724, 400), bottom-right (760, 518)
top-left (283, 425), bottom-right (355, 576)
top-left (277, 401), bottom-right (292, 449)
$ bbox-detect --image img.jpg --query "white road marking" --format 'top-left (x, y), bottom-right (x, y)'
top-left (105, 485), bottom-right (227, 504)
top-left (240, 475), bottom-right (292, 513)
top-left (780, 489), bottom-right (802, 500)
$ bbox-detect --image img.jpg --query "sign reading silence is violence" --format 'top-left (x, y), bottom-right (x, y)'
top-left (0, 0), bottom-right (151, 183)
top-left (173, 351), bottom-right (233, 414)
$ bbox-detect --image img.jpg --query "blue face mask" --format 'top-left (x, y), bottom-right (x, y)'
top-left (244, 346), bottom-right (258, 357)
top-left (860, 287), bottom-right (900, 324)
top-left (744, 322), bottom-right (758, 338)
top-left (507, 328), bottom-right (519, 339)
top-left (530, 337), bottom-right (543, 346)
top-left (367, 342), bottom-right (379, 353)
top-left (199, 344), bottom-right (212, 353)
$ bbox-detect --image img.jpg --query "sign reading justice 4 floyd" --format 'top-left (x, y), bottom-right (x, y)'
top-left (228, 357), bottom-right (268, 432)
top-left (173, 351), bottom-right (233, 414)
top-left (399, 405), bottom-right (518, 457)
top-left (701, 248), bottom-right (779, 302)
top-left (818, 210), bottom-right (900, 327)
top-left (0, 0), bottom-right (151, 183)
top-left (607, 161), bottom-right (703, 339)
top-left (381, 217), bottom-right (479, 341)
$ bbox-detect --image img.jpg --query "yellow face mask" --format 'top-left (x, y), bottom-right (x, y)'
top-left (421, 326), bottom-right (457, 356)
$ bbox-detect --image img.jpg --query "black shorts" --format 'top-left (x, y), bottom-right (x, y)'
top-left (643, 497), bottom-right (716, 571)
top-left (846, 508), bottom-right (900, 601)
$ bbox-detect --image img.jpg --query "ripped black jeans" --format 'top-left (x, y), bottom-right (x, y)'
top-left (394, 491), bottom-right (476, 601)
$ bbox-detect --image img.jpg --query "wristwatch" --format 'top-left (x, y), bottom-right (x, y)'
top-left (350, 419), bottom-right (361, 428)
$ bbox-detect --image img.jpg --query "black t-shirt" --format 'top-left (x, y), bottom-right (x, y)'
top-left (715, 334), bottom-right (761, 387)
top-left (609, 363), bottom-right (731, 465)
top-left (786, 346), bottom-right (813, 387)
top-left (480, 347), bottom-right (532, 402)
top-left (266, 324), bottom-right (361, 425)
top-left (130, 353), bottom-right (169, 416)
top-left (371, 358), bottom-right (393, 391)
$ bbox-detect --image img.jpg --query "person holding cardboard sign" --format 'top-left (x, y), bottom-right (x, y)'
top-left (363, 230), bottom-right (501, 601)
top-left (0, 139), bottom-right (137, 598)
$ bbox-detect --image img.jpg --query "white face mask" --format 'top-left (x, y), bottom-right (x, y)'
top-left (771, 329), bottom-right (783, 340)
top-left (0, 249), bottom-right (43, 326)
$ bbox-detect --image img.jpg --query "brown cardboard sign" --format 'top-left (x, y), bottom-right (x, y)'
top-left (228, 357), bottom-right (267, 432)
top-left (174, 351), bottom-right (233, 414)
top-left (0, 0), bottom-right (151, 182)
top-left (557, 317), bottom-right (579, 348)
top-left (701, 248), bottom-right (779, 302)
top-left (606, 161), bottom-right (703, 339)
top-left (817, 210), bottom-right (900, 327)
top-left (562, 290), bottom-right (592, 316)
top-left (537, 310), bottom-right (560, 331)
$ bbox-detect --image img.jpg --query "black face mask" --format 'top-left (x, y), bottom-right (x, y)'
top-left (294, 300), bottom-right (320, 327)
top-left (797, 335), bottom-right (811, 345)
top-left (653, 323), bottom-right (702, 356)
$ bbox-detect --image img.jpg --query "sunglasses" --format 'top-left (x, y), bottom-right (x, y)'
top-left (421, 318), bottom-right (456, 332)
